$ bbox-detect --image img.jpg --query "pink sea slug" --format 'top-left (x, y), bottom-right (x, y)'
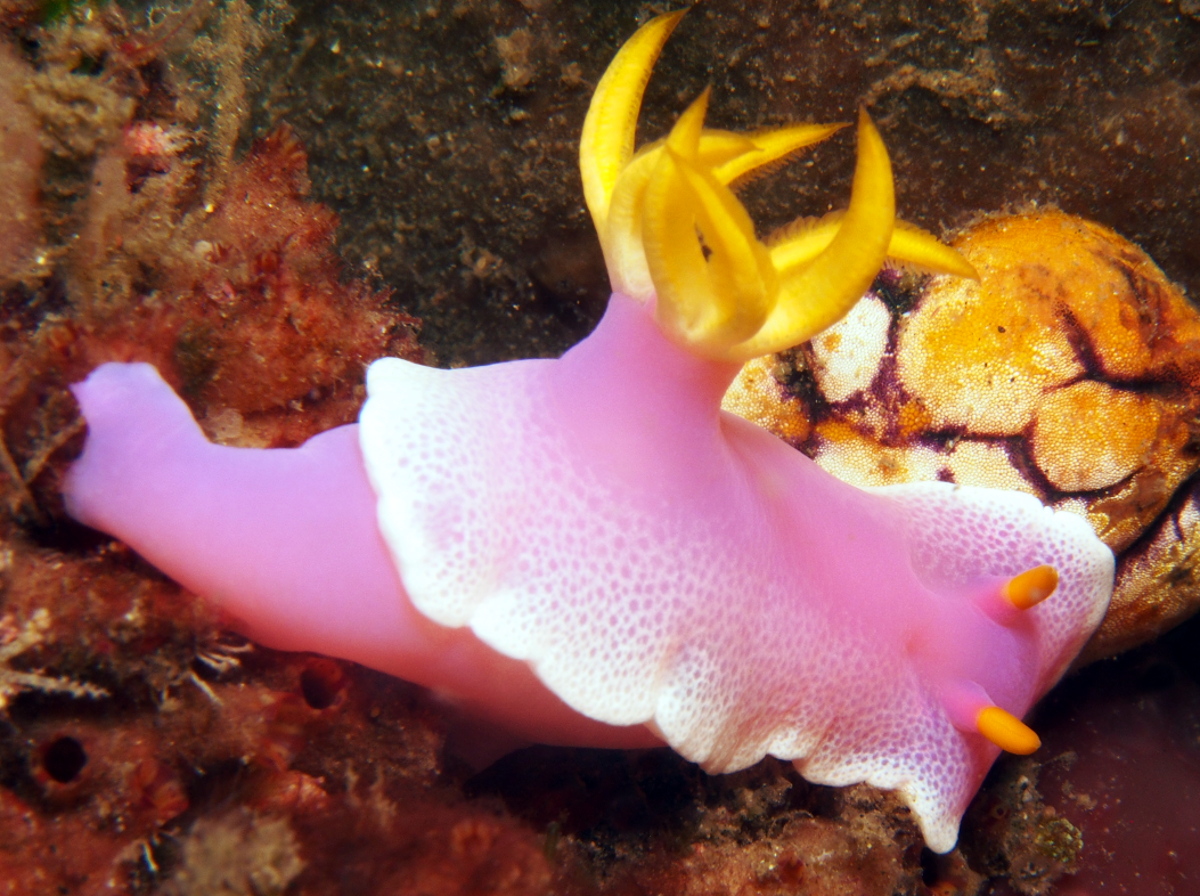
top-left (62, 13), bottom-right (1112, 853)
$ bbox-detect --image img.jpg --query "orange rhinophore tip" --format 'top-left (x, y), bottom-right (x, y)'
top-left (976, 705), bottom-right (1041, 755)
top-left (1002, 564), bottom-right (1058, 610)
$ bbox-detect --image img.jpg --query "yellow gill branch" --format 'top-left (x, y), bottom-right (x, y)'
top-left (580, 10), bottom-right (685, 233)
top-left (581, 11), bottom-right (976, 364)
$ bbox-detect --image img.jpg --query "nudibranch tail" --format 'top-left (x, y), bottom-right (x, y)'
top-left (580, 11), bottom-right (976, 362)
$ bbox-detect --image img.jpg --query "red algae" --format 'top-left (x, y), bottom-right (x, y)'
top-left (68, 121), bottom-right (420, 423)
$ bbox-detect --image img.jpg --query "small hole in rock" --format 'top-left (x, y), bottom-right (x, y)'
top-left (43, 736), bottom-right (87, 783)
top-left (300, 663), bottom-right (343, 710)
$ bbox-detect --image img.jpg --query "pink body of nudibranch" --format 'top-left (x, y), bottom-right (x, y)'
top-left (62, 13), bottom-right (1112, 853)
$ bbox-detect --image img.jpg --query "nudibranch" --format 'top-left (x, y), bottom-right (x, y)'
top-left (62, 13), bottom-right (1113, 852)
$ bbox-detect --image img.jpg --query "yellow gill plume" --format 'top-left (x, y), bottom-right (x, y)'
top-left (579, 11), bottom-right (977, 363)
